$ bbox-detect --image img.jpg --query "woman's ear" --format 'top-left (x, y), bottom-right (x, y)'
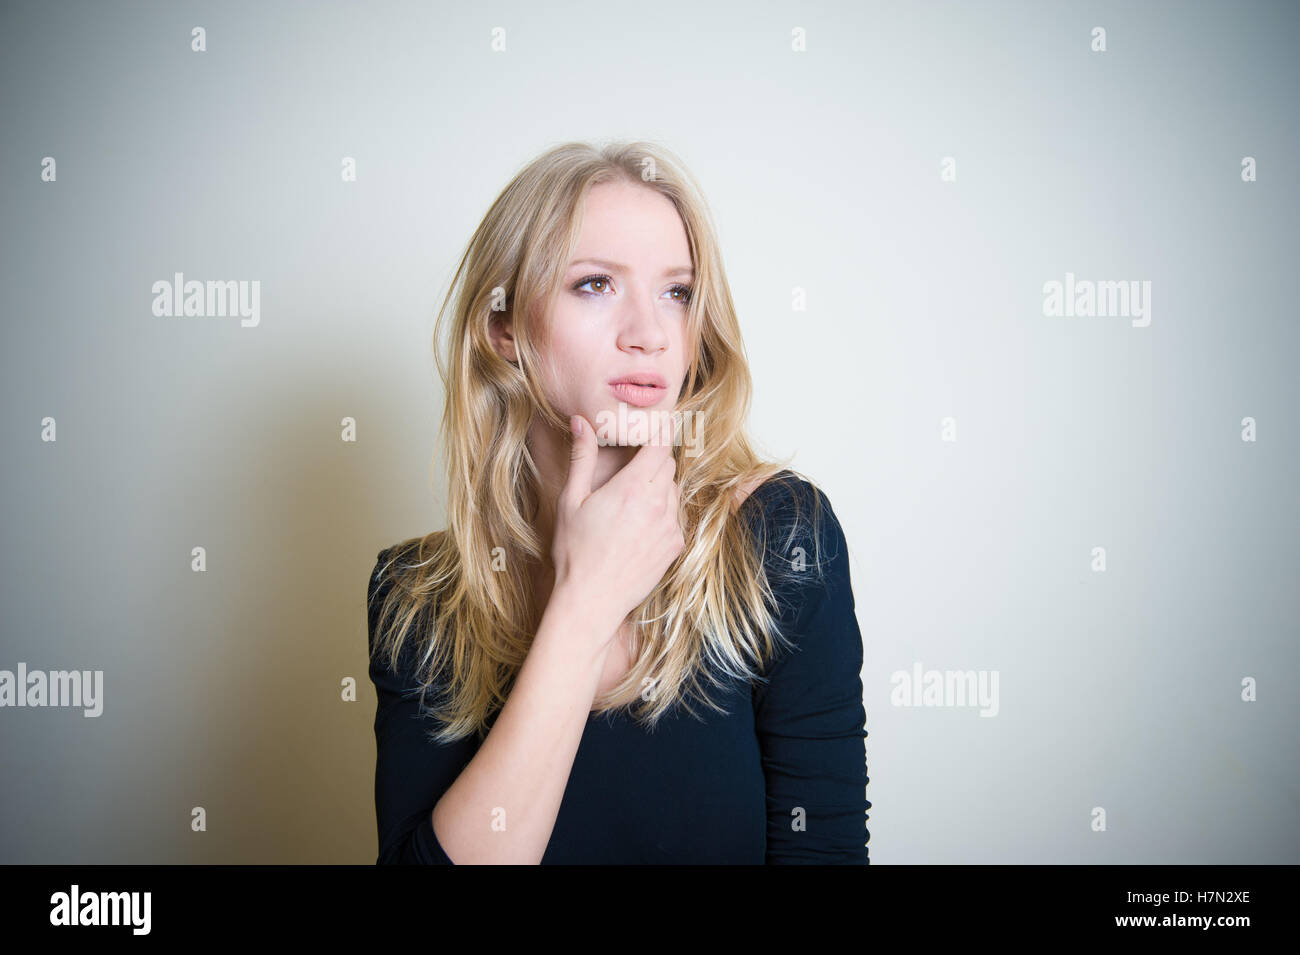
top-left (488, 310), bottom-right (519, 365)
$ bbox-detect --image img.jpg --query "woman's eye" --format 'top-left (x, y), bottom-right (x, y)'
top-left (574, 275), bottom-right (611, 295)
top-left (572, 275), bottom-right (691, 304)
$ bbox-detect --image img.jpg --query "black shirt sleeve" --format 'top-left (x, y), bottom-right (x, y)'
top-left (750, 479), bottom-right (871, 863)
top-left (367, 546), bottom-right (476, 864)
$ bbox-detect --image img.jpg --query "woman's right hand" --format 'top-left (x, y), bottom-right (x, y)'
top-left (550, 413), bottom-right (686, 644)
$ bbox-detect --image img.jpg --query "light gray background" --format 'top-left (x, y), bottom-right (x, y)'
top-left (1, 0), bottom-right (1296, 863)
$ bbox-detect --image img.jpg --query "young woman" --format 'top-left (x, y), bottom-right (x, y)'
top-left (367, 140), bottom-right (870, 864)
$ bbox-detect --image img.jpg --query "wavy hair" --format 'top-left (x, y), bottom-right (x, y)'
top-left (370, 140), bottom-right (827, 743)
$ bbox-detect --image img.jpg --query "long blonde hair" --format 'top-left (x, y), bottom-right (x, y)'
top-left (371, 140), bottom-right (827, 743)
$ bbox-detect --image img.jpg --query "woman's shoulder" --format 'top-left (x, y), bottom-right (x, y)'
top-left (367, 534), bottom-right (448, 694)
top-left (370, 532), bottom-right (446, 585)
top-left (736, 469), bottom-right (834, 532)
top-left (367, 533), bottom-right (444, 648)
top-left (736, 468), bottom-right (850, 599)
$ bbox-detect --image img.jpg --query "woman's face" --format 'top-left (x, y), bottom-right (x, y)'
top-left (512, 179), bottom-right (694, 444)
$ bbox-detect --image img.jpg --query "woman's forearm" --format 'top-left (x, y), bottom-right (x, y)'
top-left (428, 583), bottom-right (616, 864)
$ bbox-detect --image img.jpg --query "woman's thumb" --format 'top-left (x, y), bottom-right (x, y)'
top-left (564, 414), bottom-right (596, 503)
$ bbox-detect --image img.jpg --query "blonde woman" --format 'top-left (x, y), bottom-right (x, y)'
top-left (367, 141), bottom-right (869, 864)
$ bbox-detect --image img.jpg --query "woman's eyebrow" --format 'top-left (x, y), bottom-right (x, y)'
top-left (568, 257), bottom-right (694, 278)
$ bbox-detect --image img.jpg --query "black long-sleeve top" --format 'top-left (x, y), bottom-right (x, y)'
top-left (367, 471), bottom-right (870, 864)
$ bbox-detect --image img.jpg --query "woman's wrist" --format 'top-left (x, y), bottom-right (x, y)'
top-left (544, 576), bottom-right (625, 653)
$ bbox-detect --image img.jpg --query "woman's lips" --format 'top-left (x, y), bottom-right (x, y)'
top-left (609, 381), bottom-right (666, 407)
